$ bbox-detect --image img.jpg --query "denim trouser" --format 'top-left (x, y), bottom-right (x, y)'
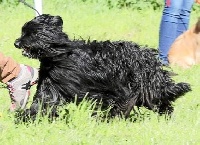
top-left (158, 0), bottom-right (194, 65)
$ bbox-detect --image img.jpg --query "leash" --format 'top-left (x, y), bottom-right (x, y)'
top-left (19, 0), bottom-right (40, 16)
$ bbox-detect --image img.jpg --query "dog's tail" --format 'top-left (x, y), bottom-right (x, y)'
top-left (165, 82), bottom-right (191, 102)
top-left (158, 82), bottom-right (191, 114)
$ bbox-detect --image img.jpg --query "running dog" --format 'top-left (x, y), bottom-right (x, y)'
top-left (14, 14), bottom-right (191, 121)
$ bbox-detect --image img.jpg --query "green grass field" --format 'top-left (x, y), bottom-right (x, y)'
top-left (0, 1), bottom-right (200, 145)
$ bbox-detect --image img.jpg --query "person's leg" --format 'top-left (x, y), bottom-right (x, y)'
top-left (158, 0), bottom-right (183, 65)
top-left (0, 52), bottom-right (20, 83)
top-left (0, 52), bottom-right (38, 111)
top-left (176, 0), bottom-right (194, 37)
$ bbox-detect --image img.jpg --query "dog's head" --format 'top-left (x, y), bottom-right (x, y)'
top-left (14, 14), bottom-right (69, 59)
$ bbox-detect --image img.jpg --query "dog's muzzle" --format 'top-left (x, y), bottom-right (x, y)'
top-left (14, 39), bottom-right (21, 48)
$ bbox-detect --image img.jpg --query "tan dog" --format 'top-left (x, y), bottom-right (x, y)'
top-left (168, 19), bottom-right (200, 68)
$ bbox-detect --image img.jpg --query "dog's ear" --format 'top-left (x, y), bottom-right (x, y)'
top-left (50, 16), bottom-right (63, 27)
top-left (194, 18), bottom-right (200, 34)
top-left (34, 14), bottom-right (63, 27)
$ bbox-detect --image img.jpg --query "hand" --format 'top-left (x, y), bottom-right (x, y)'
top-left (195, 0), bottom-right (200, 4)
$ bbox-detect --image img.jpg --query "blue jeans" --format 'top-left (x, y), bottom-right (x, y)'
top-left (158, 0), bottom-right (194, 65)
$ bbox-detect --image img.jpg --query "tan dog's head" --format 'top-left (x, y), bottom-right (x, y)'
top-left (168, 18), bottom-right (200, 68)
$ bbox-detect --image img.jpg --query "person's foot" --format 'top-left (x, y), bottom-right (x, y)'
top-left (6, 64), bottom-right (38, 111)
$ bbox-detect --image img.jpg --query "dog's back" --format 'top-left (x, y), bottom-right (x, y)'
top-left (168, 19), bottom-right (200, 68)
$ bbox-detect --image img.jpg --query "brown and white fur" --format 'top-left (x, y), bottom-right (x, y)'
top-left (168, 18), bottom-right (200, 68)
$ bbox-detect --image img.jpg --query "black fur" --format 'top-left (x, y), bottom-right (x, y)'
top-left (14, 14), bottom-right (191, 120)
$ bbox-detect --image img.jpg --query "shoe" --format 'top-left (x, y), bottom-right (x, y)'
top-left (7, 64), bottom-right (38, 111)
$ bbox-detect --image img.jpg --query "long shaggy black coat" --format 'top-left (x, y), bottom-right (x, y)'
top-left (14, 14), bottom-right (191, 120)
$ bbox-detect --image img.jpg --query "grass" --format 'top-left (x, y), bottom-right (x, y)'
top-left (0, 1), bottom-right (200, 145)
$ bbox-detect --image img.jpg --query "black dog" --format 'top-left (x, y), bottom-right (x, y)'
top-left (14, 14), bottom-right (191, 120)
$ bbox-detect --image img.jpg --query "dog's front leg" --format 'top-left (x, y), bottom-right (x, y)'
top-left (124, 97), bottom-right (137, 118)
top-left (20, 96), bottom-right (59, 122)
top-left (14, 99), bottom-right (40, 123)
